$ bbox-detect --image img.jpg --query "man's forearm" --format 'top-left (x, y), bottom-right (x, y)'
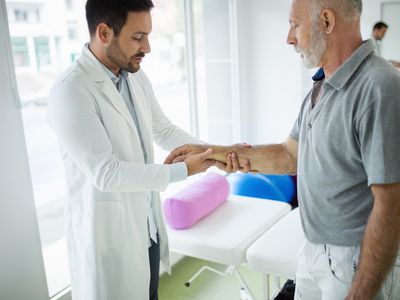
top-left (347, 187), bottom-right (400, 299)
top-left (209, 143), bottom-right (297, 174)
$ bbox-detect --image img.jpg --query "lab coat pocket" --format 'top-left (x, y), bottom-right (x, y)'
top-left (94, 201), bottom-right (125, 249)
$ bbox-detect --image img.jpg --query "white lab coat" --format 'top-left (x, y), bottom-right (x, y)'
top-left (47, 45), bottom-right (199, 300)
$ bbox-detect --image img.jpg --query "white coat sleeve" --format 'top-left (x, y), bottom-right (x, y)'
top-left (139, 72), bottom-right (204, 151)
top-left (47, 78), bottom-right (173, 193)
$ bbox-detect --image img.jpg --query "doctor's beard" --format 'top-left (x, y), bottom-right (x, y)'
top-left (295, 22), bottom-right (327, 69)
top-left (106, 37), bottom-right (144, 73)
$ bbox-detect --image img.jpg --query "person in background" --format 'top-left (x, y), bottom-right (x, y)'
top-left (371, 21), bottom-right (388, 56)
top-left (47, 0), bottom-right (214, 299)
top-left (372, 21), bottom-right (400, 68)
top-left (166, 0), bottom-right (400, 299)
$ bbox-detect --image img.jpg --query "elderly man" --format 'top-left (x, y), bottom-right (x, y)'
top-left (166, 0), bottom-right (400, 299)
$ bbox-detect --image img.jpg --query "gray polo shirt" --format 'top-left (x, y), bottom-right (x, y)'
top-left (290, 39), bottom-right (400, 246)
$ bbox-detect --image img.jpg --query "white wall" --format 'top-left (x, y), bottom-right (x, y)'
top-left (361, 0), bottom-right (385, 38)
top-left (0, 1), bottom-right (49, 299)
top-left (201, 0), bottom-right (300, 145)
top-left (378, 2), bottom-right (400, 61)
top-left (237, 0), bottom-right (304, 144)
top-left (202, 0), bottom-right (235, 144)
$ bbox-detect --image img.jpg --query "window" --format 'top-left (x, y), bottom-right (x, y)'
top-left (34, 37), bottom-right (51, 69)
top-left (70, 52), bottom-right (79, 63)
top-left (192, 0), bottom-right (207, 140)
top-left (67, 21), bottom-right (79, 40)
top-left (5, 0), bottom-right (201, 297)
top-left (35, 9), bottom-right (41, 22)
top-left (14, 9), bottom-right (28, 22)
top-left (13, 8), bottom-right (40, 22)
top-left (143, 0), bottom-right (192, 144)
top-left (142, 0), bottom-right (200, 196)
top-left (6, 0), bottom-right (89, 297)
top-left (11, 37), bottom-right (30, 67)
top-left (65, 0), bottom-right (73, 10)
top-left (141, 0), bottom-right (195, 165)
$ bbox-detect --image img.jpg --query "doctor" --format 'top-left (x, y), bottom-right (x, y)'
top-left (371, 21), bottom-right (400, 68)
top-left (47, 0), bottom-right (213, 299)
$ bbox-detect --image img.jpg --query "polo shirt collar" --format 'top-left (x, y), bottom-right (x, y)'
top-left (325, 39), bottom-right (376, 91)
top-left (312, 68), bottom-right (325, 81)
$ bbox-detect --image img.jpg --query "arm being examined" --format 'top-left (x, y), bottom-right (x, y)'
top-left (209, 136), bottom-right (298, 175)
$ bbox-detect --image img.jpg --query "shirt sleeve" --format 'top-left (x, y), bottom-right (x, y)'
top-left (357, 74), bottom-right (400, 186)
top-left (169, 162), bottom-right (188, 183)
top-left (289, 116), bottom-right (301, 142)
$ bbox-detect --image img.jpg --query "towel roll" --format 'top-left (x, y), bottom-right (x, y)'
top-left (163, 173), bottom-right (229, 229)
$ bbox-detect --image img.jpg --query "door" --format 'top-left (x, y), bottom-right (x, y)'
top-left (381, 2), bottom-right (400, 61)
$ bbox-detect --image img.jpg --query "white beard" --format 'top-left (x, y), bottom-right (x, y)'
top-left (296, 26), bottom-right (327, 69)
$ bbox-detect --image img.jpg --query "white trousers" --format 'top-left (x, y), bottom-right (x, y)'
top-left (294, 241), bottom-right (400, 300)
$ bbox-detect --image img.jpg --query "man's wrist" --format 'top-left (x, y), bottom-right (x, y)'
top-left (209, 145), bottom-right (233, 162)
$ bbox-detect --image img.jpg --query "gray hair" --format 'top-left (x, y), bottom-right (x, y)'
top-left (311, 0), bottom-right (362, 20)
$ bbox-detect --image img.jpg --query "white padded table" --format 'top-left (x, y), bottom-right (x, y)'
top-left (167, 195), bottom-right (291, 266)
top-left (246, 208), bottom-right (306, 279)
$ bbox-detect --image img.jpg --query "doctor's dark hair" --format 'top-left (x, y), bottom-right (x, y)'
top-left (85, 0), bottom-right (154, 38)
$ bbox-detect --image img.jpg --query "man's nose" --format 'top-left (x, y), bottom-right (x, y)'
top-left (286, 27), bottom-right (296, 45)
top-left (141, 37), bottom-right (151, 54)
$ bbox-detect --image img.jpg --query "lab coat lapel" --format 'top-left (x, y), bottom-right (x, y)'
top-left (79, 44), bottom-right (139, 136)
top-left (100, 81), bottom-right (139, 134)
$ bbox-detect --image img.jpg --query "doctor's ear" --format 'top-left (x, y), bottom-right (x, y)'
top-left (321, 9), bottom-right (335, 34)
top-left (97, 23), bottom-right (113, 44)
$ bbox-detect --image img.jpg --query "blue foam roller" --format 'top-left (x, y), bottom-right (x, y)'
top-left (260, 174), bottom-right (295, 203)
top-left (227, 173), bottom-right (289, 202)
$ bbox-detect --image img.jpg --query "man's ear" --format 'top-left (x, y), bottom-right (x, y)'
top-left (321, 9), bottom-right (335, 34)
top-left (97, 23), bottom-right (113, 45)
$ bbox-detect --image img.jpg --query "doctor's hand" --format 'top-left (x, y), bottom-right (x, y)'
top-left (164, 144), bottom-right (208, 164)
top-left (184, 148), bottom-right (215, 176)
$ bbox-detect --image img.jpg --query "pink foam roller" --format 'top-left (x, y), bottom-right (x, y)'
top-left (163, 173), bottom-right (229, 229)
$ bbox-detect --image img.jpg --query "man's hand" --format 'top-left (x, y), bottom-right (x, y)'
top-left (215, 152), bottom-right (254, 173)
top-left (213, 143), bottom-right (256, 173)
top-left (166, 138), bottom-right (298, 175)
top-left (164, 144), bottom-right (207, 164)
top-left (184, 148), bottom-right (215, 176)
